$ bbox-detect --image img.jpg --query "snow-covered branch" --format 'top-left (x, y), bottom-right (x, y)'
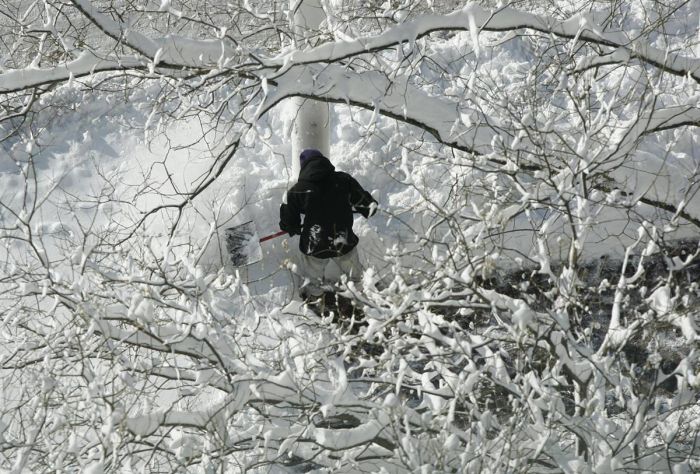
top-left (0, 51), bottom-right (146, 93)
top-left (259, 63), bottom-right (498, 155)
top-left (266, 3), bottom-right (700, 83)
top-left (70, 0), bottom-right (238, 68)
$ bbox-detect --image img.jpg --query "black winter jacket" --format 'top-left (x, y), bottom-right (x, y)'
top-left (280, 155), bottom-right (377, 258)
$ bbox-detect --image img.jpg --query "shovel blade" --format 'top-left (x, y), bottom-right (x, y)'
top-left (225, 221), bottom-right (263, 267)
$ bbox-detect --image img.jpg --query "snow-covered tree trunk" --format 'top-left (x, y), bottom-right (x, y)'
top-left (289, 0), bottom-right (330, 176)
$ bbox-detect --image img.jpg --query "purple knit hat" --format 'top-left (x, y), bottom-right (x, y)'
top-left (299, 148), bottom-right (324, 167)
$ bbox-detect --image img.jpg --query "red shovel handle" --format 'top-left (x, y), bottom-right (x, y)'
top-left (259, 230), bottom-right (287, 243)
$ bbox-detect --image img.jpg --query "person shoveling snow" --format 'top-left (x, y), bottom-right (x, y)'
top-left (280, 149), bottom-right (377, 300)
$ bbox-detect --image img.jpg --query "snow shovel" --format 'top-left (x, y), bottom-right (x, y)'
top-left (225, 221), bottom-right (287, 267)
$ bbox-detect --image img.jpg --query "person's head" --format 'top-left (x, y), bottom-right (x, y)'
top-left (299, 149), bottom-right (325, 168)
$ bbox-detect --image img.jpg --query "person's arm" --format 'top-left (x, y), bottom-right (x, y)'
top-left (279, 189), bottom-right (303, 236)
top-left (348, 175), bottom-right (378, 218)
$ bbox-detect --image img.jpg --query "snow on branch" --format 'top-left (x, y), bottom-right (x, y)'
top-left (70, 0), bottom-right (160, 59)
top-left (125, 383), bottom-right (252, 438)
top-left (70, 0), bottom-right (238, 69)
top-left (600, 105), bottom-right (700, 225)
top-left (121, 371), bottom-right (391, 456)
top-left (637, 105), bottom-right (700, 134)
top-left (266, 3), bottom-right (700, 83)
top-left (0, 52), bottom-right (146, 93)
top-left (311, 416), bottom-right (390, 451)
top-left (0, 0), bottom-right (241, 92)
top-left (259, 63), bottom-right (498, 155)
top-left (574, 47), bottom-right (634, 73)
top-left (600, 105), bottom-right (700, 166)
top-left (82, 307), bottom-right (249, 375)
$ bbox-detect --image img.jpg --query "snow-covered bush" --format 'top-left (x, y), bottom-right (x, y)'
top-left (1, 0), bottom-right (698, 471)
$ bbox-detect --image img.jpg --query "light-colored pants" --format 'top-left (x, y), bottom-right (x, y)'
top-left (294, 247), bottom-right (363, 297)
